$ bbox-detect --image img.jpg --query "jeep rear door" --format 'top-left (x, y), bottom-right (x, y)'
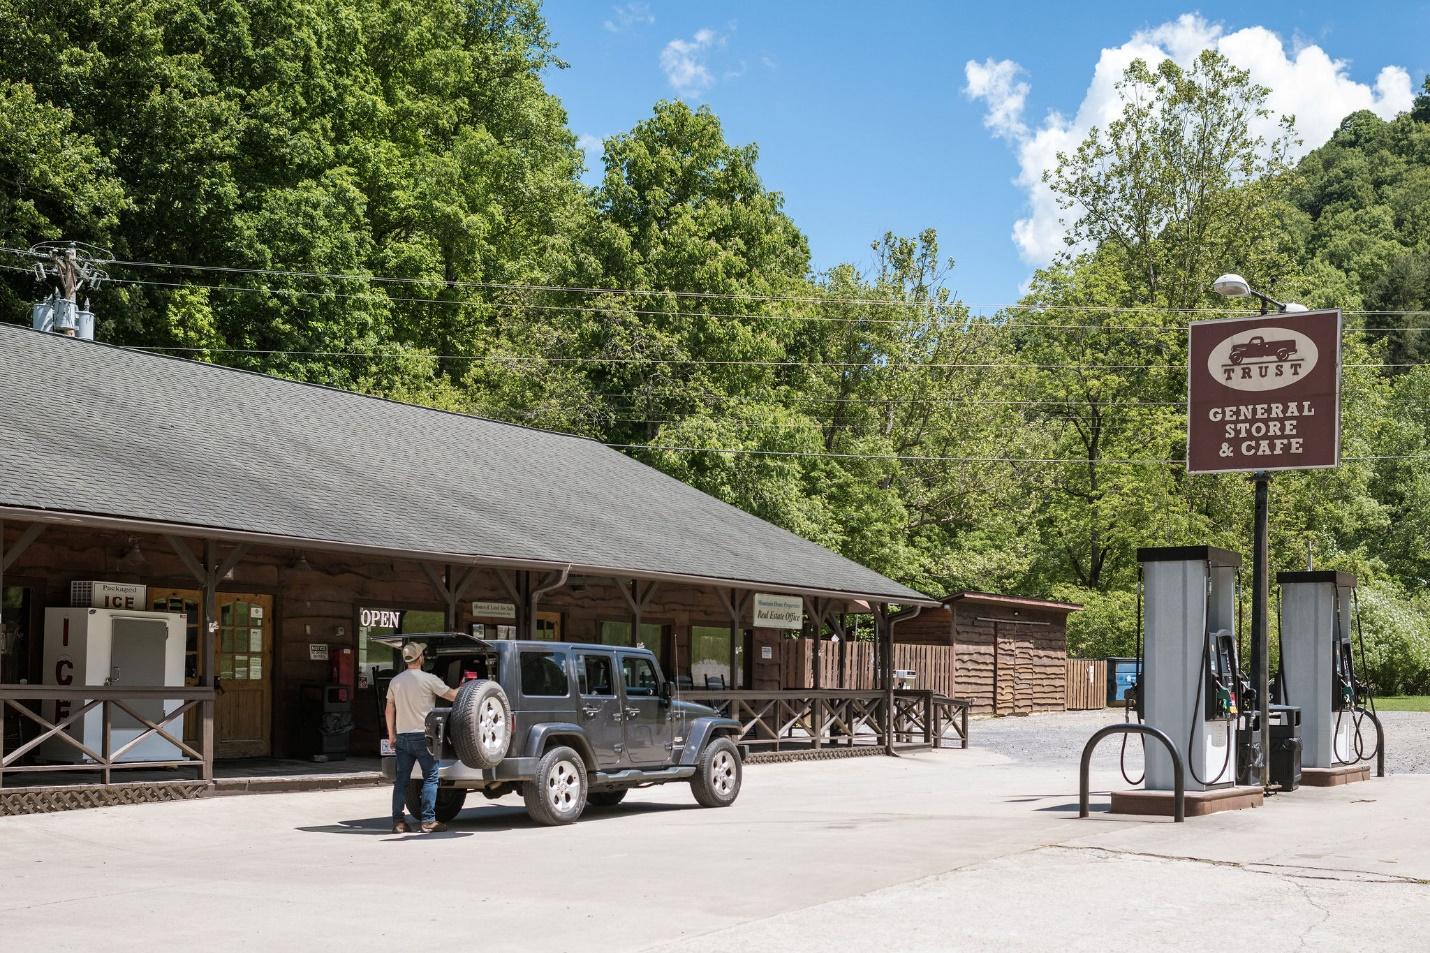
top-left (618, 652), bottom-right (672, 765)
top-left (575, 650), bottom-right (624, 769)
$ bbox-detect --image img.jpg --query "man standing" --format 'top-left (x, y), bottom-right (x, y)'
top-left (387, 641), bottom-right (457, 832)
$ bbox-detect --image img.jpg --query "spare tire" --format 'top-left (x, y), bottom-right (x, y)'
top-left (448, 678), bottom-right (512, 769)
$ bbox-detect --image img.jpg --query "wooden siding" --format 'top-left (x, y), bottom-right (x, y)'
top-left (1, 523), bottom-right (868, 760)
top-left (946, 603), bottom-right (1071, 715)
top-left (1065, 659), bottom-right (1107, 710)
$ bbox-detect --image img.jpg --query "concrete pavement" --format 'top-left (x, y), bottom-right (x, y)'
top-left (1, 738), bottom-right (1426, 952)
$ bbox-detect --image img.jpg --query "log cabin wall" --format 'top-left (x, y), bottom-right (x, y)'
top-left (945, 598), bottom-right (1076, 715)
top-left (1, 522), bottom-right (851, 758)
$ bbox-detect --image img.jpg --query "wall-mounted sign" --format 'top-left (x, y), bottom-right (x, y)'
top-left (309, 643), bottom-right (329, 661)
top-left (471, 601), bottom-right (517, 620)
top-left (760, 645), bottom-right (774, 660)
top-left (1187, 310), bottom-right (1342, 473)
top-left (359, 607), bottom-right (404, 629)
top-left (70, 581), bottom-right (148, 610)
top-left (753, 593), bottom-right (804, 630)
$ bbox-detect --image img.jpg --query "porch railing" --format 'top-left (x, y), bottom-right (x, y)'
top-left (0, 685), bottom-right (216, 788)
top-left (683, 689), bottom-right (969, 753)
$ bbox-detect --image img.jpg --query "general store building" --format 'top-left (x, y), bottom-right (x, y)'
top-left (1, 324), bottom-right (951, 802)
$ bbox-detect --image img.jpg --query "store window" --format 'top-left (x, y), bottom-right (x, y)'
top-left (598, 620), bottom-right (664, 648)
top-left (1, 584), bottom-right (34, 683)
top-left (218, 600), bottom-right (266, 682)
top-left (357, 606), bottom-right (445, 688)
top-left (691, 625), bottom-right (737, 690)
top-left (533, 611), bottom-right (562, 641)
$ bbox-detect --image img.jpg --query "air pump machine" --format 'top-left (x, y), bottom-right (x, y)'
top-left (1136, 546), bottom-right (1246, 792)
top-left (1277, 571), bottom-right (1379, 781)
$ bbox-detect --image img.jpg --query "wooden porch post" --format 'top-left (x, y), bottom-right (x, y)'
top-left (619, 578), bottom-right (662, 652)
top-left (166, 536), bottom-right (246, 780)
top-left (872, 603), bottom-right (893, 755)
top-left (422, 563), bottom-right (479, 631)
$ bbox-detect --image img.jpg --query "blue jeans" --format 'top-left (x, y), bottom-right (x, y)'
top-left (392, 732), bottom-right (438, 824)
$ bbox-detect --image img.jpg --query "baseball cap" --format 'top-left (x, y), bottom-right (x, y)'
top-left (401, 641), bottom-right (427, 663)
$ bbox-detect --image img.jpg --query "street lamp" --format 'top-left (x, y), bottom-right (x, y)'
top-left (1210, 273), bottom-right (1310, 792)
top-left (1212, 273), bottom-right (1307, 314)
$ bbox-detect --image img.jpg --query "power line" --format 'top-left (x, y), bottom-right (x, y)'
top-left (5, 247), bottom-right (1430, 319)
top-left (602, 444), bottom-right (1428, 465)
top-left (120, 344), bottom-right (1414, 372)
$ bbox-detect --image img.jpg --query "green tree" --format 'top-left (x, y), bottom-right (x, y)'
top-left (1046, 51), bottom-right (1298, 310)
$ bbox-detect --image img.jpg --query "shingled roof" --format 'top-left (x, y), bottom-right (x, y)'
top-left (0, 324), bottom-right (934, 605)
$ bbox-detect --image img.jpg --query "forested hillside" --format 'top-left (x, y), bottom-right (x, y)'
top-left (3, 3), bottom-right (1428, 689)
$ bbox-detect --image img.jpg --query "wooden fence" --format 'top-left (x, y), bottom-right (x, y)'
top-left (685, 689), bottom-right (969, 754)
top-left (0, 685), bottom-right (216, 788)
top-left (1065, 659), bottom-right (1107, 710)
top-left (783, 639), bottom-right (956, 697)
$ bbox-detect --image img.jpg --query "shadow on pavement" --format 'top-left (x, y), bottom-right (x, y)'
top-left (297, 799), bottom-right (697, 837)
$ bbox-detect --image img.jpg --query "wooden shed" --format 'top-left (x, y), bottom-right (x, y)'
top-left (895, 592), bottom-right (1081, 715)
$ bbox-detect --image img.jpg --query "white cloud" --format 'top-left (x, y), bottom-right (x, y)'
top-left (965, 13), bottom-right (1417, 266)
top-left (963, 58), bottom-right (1030, 141)
top-left (603, 3), bottom-right (653, 33)
top-left (661, 28), bottom-right (723, 98)
top-left (577, 133), bottom-right (603, 164)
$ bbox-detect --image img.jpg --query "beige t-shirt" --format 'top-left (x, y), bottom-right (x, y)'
top-left (387, 669), bottom-right (450, 734)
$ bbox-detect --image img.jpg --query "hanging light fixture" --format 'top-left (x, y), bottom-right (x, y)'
top-left (116, 538), bottom-right (147, 572)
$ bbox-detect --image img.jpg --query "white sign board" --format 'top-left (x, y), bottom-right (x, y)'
top-left (760, 645), bottom-right (774, 660)
top-left (753, 593), bottom-right (804, 630)
top-left (308, 643), bottom-right (329, 661)
top-left (471, 601), bottom-right (517, 620)
top-left (70, 580), bottom-right (148, 610)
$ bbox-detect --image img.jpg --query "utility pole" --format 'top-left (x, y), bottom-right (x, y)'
top-left (26, 241), bottom-right (109, 339)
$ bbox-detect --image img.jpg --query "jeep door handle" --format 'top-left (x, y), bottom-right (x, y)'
top-left (625, 707), bottom-right (640, 718)
top-left (581, 706), bottom-right (601, 718)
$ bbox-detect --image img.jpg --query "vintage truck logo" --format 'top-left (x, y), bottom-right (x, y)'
top-left (1206, 327), bottom-right (1319, 392)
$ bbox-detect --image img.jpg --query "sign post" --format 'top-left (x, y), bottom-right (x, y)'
top-left (1187, 309), bottom-right (1342, 789)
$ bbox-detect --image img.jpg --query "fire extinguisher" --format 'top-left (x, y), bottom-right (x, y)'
top-left (329, 646), bottom-right (354, 690)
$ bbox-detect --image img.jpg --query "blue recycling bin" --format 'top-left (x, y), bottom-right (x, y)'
top-left (1106, 657), bottom-right (1140, 706)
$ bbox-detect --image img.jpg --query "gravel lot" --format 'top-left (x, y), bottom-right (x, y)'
top-left (972, 706), bottom-right (1430, 775)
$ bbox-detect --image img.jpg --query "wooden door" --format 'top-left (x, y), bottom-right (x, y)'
top-left (994, 628), bottom-right (1017, 716)
top-left (148, 588), bottom-right (273, 759)
top-left (215, 595), bottom-right (273, 757)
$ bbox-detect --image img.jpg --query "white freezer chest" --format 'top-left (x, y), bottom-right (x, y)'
top-left (42, 607), bottom-right (187, 763)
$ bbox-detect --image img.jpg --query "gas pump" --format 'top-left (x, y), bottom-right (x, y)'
top-left (1136, 546), bottom-right (1243, 792)
top-left (1278, 571), bottom-right (1379, 772)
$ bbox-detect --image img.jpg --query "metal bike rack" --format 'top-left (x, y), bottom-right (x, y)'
top-left (1079, 723), bottom-right (1185, 823)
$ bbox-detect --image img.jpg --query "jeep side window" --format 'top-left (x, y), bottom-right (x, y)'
top-left (579, 654), bottom-right (615, 696)
top-left (622, 656), bottom-right (658, 697)
top-left (520, 650), bottom-right (570, 697)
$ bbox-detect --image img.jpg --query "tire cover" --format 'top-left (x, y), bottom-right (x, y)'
top-left (449, 678), bottom-right (512, 769)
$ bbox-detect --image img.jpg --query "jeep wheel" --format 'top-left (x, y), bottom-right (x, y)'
top-left (404, 784), bottom-right (467, 823)
top-left (449, 678), bottom-right (512, 769)
top-left (524, 746), bottom-right (587, 826)
top-left (588, 789), bottom-right (628, 808)
top-left (1276, 349), bottom-right (1293, 361)
top-left (691, 737), bottom-right (741, 808)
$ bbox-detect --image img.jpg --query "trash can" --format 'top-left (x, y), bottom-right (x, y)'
top-left (1106, 657), bottom-right (1141, 706)
top-left (1236, 704), bottom-right (1302, 790)
top-left (299, 684), bottom-right (353, 761)
top-left (1269, 704), bottom-right (1302, 792)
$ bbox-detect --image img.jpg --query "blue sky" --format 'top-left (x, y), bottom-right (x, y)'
top-left (540, 2), bottom-right (1430, 309)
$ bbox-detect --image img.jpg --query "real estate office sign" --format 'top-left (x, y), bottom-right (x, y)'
top-left (1187, 310), bottom-right (1342, 473)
